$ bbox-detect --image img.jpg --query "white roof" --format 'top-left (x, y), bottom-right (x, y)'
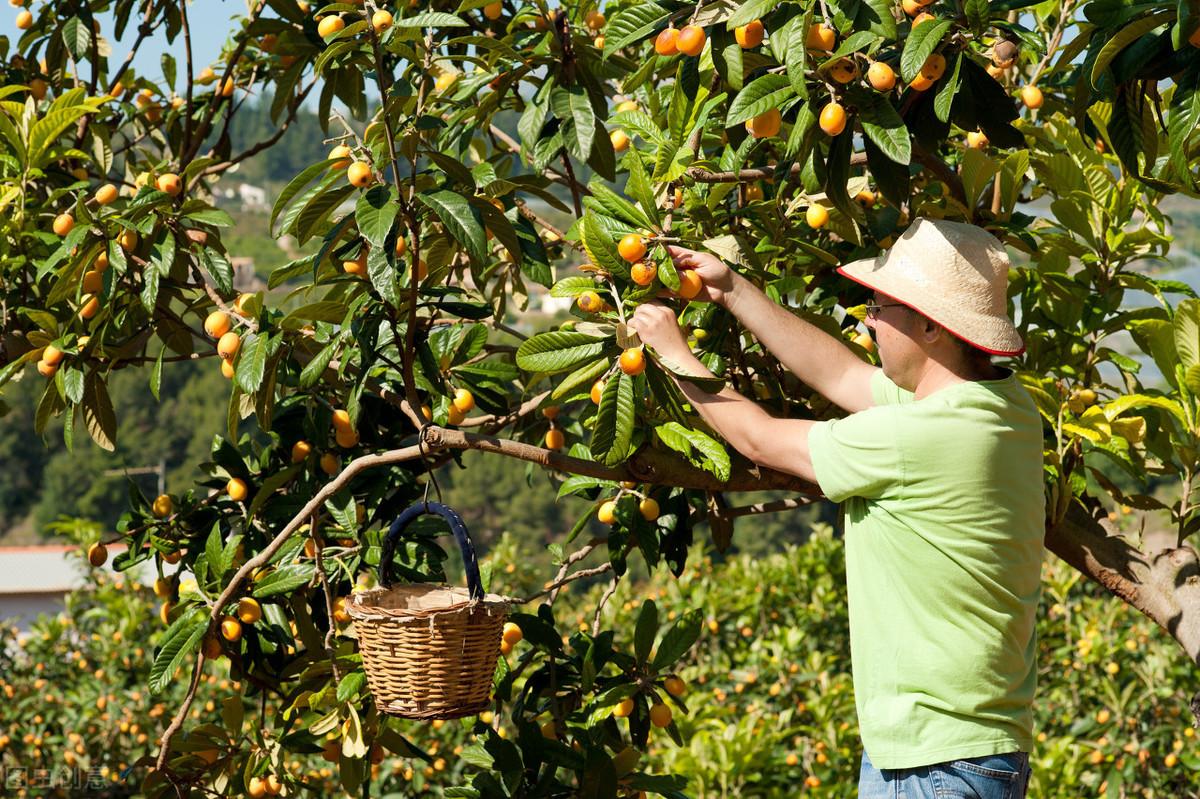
top-left (0, 544), bottom-right (157, 594)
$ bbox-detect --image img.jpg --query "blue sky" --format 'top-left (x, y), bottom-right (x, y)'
top-left (103, 4), bottom-right (233, 86)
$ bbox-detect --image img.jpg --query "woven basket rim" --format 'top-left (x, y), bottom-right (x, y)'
top-left (347, 583), bottom-right (517, 621)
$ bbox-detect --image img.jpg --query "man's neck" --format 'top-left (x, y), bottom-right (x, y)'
top-left (910, 358), bottom-right (1005, 400)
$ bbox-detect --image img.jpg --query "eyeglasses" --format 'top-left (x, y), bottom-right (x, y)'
top-left (865, 302), bottom-right (906, 319)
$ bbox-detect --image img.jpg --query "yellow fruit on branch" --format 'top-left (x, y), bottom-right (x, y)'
top-left (371, 9), bottom-right (392, 32)
top-left (639, 498), bottom-right (660, 521)
top-left (745, 108), bottom-right (781, 138)
top-left (37, 358), bottom-right (58, 376)
top-left (676, 25), bottom-right (706, 56)
top-left (320, 453), bottom-right (340, 475)
top-left (15, 8), bottom-right (32, 29)
top-left (819, 102), bottom-right (847, 136)
top-left (434, 72), bottom-right (457, 92)
top-left (597, 499), bottom-right (617, 524)
top-left (226, 477), bottom-right (248, 501)
top-left (630, 261), bottom-right (657, 286)
top-left (53, 213), bottom-right (74, 236)
top-left (613, 697), bottom-right (635, 718)
top-left (619, 347), bottom-right (646, 376)
top-left (544, 428), bottom-right (565, 450)
top-left (664, 675), bottom-right (686, 696)
top-left (649, 703), bottom-right (672, 727)
top-left (735, 19), bottom-right (764, 48)
top-left (152, 494), bottom-right (173, 518)
top-left (677, 269), bottom-right (703, 300)
top-left (483, 1), bottom-right (502, 20)
top-left (966, 130), bottom-right (989, 149)
top-left (805, 23), bottom-right (835, 51)
top-left (317, 15), bottom-right (344, 38)
top-left (610, 129), bottom-right (629, 152)
top-left (502, 622), bottom-right (523, 645)
top-left (329, 144), bottom-right (352, 169)
top-left (221, 359), bottom-right (235, 379)
top-left (1021, 84), bottom-right (1044, 109)
top-left (220, 616), bottom-right (243, 642)
top-left (87, 542), bottom-right (108, 568)
top-left (452, 388), bottom-right (476, 413)
top-left (204, 310), bottom-right (231, 338)
top-left (217, 331), bottom-right (241, 360)
top-left (542, 405), bottom-right (559, 419)
top-left (236, 597), bottom-right (262, 624)
top-left (42, 344), bottom-right (64, 366)
top-left (590, 378), bottom-right (605, 404)
top-left (867, 61), bottom-right (896, 91)
top-left (156, 173), bottom-right (182, 196)
top-left (829, 58), bottom-right (859, 84)
top-left (292, 440), bottom-right (312, 463)
top-left (585, 10), bottom-right (605, 30)
top-left (618, 233), bottom-right (647, 262)
top-left (347, 161), bottom-right (373, 188)
top-left (95, 184), bottom-right (118, 205)
top-left (654, 27), bottom-right (679, 56)
top-left (78, 294), bottom-right (100, 320)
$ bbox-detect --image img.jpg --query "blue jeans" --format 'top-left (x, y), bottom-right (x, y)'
top-left (858, 749), bottom-right (1031, 798)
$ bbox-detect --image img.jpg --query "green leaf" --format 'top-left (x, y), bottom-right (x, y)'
top-left (933, 51), bottom-right (962, 123)
top-left (299, 339), bottom-right (339, 389)
top-left (551, 276), bottom-right (602, 298)
top-left (247, 465), bottom-right (303, 521)
top-left (855, 89), bottom-right (911, 165)
top-left (516, 331), bottom-right (611, 374)
top-left (963, 0), bottom-right (990, 37)
top-left (727, 0), bottom-right (781, 29)
top-left (655, 352), bottom-right (724, 392)
top-left (200, 248), bottom-right (234, 296)
top-left (417, 190), bottom-right (488, 264)
top-left (235, 332), bottom-right (269, 394)
top-left (295, 184), bottom-right (357, 246)
top-left (149, 609), bottom-right (207, 694)
top-left (355, 184), bottom-right (400, 248)
top-left (206, 522), bottom-right (228, 580)
top-left (82, 372), bottom-right (117, 451)
top-left (724, 74), bottom-right (793, 127)
top-left (622, 152), bottom-right (660, 229)
top-left (1089, 9), bottom-right (1173, 87)
top-left (1174, 299), bottom-right (1200, 372)
top-left (855, 0), bottom-right (896, 39)
top-left (150, 347), bottom-right (165, 402)
top-left (561, 85), bottom-right (596, 162)
top-left (61, 16), bottom-right (91, 61)
top-left (651, 608), bottom-right (702, 671)
top-left (590, 371), bottom-right (636, 466)
top-left (337, 671), bottom-right (367, 703)
top-left (655, 422), bottom-right (731, 481)
top-left (581, 212), bottom-right (630, 279)
top-left (604, 2), bottom-right (670, 54)
top-left (271, 159), bottom-right (339, 233)
top-left (552, 357), bottom-right (610, 400)
top-left (585, 181), bottom-right (650, 229)
top-left (253, 562), bottom-right (317, 598)
top-left (900, 19), bottom-right (953, 82)
top-left (367, 245), bottom-right (400, 308)
top-left (633, 599), bottom-right (658, 664)
top-left (394, 11), bottom-right (467, 26)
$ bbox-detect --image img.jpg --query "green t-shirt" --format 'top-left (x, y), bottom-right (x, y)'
top-left (808, 369), bottom-right (1045, 769)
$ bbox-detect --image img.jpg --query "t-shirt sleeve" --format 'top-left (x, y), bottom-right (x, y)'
top-left (808, 406), bottom-right (905, 503)
top-left (871, 369), bottom-right (914, 406)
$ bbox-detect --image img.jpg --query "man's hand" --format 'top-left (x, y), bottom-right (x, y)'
top-left (629, 302), bottom-right (694, 366)
top-left (665, 245), bottom-right (738, 306)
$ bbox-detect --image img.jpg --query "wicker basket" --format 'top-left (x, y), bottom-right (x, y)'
top-left (347, 501), bottom-right (513, 719)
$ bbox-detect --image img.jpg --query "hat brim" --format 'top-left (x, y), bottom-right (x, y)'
top-left (837, 261), bottom-right (1025, 357)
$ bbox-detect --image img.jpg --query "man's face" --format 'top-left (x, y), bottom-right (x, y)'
top-left (864, 293), bottom-right (921, 388)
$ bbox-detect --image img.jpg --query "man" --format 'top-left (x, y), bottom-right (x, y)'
top-left (631, 218), bottom-right (1043, 798)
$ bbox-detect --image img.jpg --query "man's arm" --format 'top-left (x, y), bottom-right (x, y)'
top-left (629, 304), bottom-right (818, 483)
top-left (666, 246), bottom-right (878, 414)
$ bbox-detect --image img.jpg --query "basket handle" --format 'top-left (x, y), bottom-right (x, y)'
top-left (378, 501), bottom-right (484, 601)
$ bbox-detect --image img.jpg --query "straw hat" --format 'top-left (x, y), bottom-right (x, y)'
top-left (838, 218), bottom-right (1024, 356)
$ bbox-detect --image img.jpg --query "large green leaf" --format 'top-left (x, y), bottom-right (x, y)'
top-left (633, 600), bottom-right (658, 664)
top-left (651, 608), bottom-right (702, 671)
top-left (82, 371), bottom-right (117, 451)
top-left (724, 74), bottom-right (793, 127)
top-left (727, 0), bottom-right (781, 29)
top-left (604, 2), bottom-right (670, 54)
top-left (516, 331), bottom-right (611, 374)
top-left (900, 19), bottom-right (953, 82)
top-left (622, 151), bottom-right (660, 229)
top-left (253, 562), bottom-right (317, 598)
top-left (855, 89), bottom-right (911, 165)
top-left (581, 212), bottom-right (629, 279)
top-left (395, 11), bottom-right (467, 26)
top-left (417, 190), bottom-right (488, 264)
top-left (271, 159), bottom-right (340, 232)
top-left (1174, 299), bottom-right (1200, 372)
top-left (1089, 9), bottom-right (1173, 87)
top-left (355, 184), bottom-right (400, 248)
top-left (149, 608), bottom-right (207, 694)
top-left (235, 332), bottom-right (270, 394)
top-left (590, 371), bottom-right (636, 466)
top-left (655, 422), bottom-right (730, 481)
